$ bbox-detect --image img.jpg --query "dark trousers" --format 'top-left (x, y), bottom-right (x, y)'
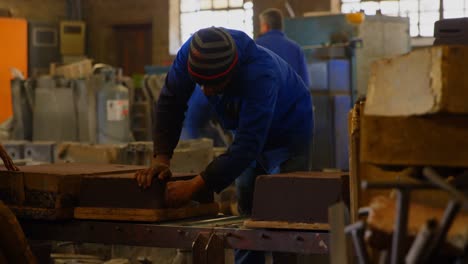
top-left (234, 155), bottom-right (309, 264)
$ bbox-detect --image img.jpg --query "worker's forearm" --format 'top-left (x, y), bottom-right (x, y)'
top-left (152, 155), bottom-right (171, 166)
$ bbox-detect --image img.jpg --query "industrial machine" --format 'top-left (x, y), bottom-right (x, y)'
top-left (28, 21), bottom-right (60, 77)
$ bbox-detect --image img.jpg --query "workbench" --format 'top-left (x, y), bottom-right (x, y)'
top-left (20, 216), bottom-right (330, 263)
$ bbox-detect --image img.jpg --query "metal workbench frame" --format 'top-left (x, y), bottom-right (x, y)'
top-left (20, 216), bottom-right (330, 257)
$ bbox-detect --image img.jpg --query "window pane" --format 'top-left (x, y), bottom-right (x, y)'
top-left (244, 8), bottom-right (254, 38)
top-left (342, 3), bottom-right (362, 13)
top-left (213, 0), bottom-right (228, 9)
top-left (466, 0), bottom-right (468, 16)
top-left (420, 11), bottom-right (439, 24)
top-left (408, 11), bottom-right (419, 36)
top-left (444, 10), bottom-right (464, 18)
top-left (361, 1), bottom-right (379, 15)
top-left (342, 0), bottom-right (360, 2)
top-left (420, 11), bottom-right (439, 36)
top-left (229, 0), bottom-right (243, 8)
top-left (380, 1), bottom-right (400, 16)
top-left (420, 0), bottom-right (439, 11)
top-left (410, 24), bottom-right (419, 36)
top-left (400, 0), bottom-right (418, 14)
top-left (200, 0), bottom-right (212, 9)
top-left (444, 0), bottom-right (464, 10)
top-left (181, 0), bottom-right (199, 12)
top-left (227, 9), bottom-right (244, 29)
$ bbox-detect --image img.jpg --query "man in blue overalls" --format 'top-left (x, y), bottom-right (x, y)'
top-left (135, 27), bottom-right (313, 263)
top-left (256, 8), bottom-right (310, 88)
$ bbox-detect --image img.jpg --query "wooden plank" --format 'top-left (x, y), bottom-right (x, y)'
top-left (243, 219), bottom-right (329, 231)
top-left (74, 202), bottom-right (219, 222)
top-left (348, 101), bottom-right (364, 223)
top-left (366, 196), bottom-right (468, 252)
top-left (365, 46), bottom-right (468, 116)
top-left (360, 114), bottom-right (468, 167)
top-left (8, 206), bottom-right (74, 220)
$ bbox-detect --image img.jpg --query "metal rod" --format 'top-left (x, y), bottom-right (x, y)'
top-left (420, 200), bottom-right (462, 262)
top-left (405, 219), bottom-right (438, 264)
top-left (422, 167), bottom-right (468, 207)
top-left (345, 221), bottom-right (369, 264)
top-left (391, 189), bottom-right (410, 264)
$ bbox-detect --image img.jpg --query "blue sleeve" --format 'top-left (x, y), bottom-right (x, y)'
top-left (153, 40), bottom-right (196, 158)
top-left (200, 75), bottom-right (278, 192)
top-left (297, 48), bottom-right (310, 87)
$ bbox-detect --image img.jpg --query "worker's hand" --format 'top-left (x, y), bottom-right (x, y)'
top-left (135, 155), bottom-right (172, 189)
top-left (0, 145), bottom-right (19, 172)
top-left (165, 175), bottom-right (206, 208)
top-left (3, 158), bottom-right (19, 172)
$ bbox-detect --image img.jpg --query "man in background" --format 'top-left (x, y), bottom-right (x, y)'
top-left (256, 8), bottom-right (310, 87)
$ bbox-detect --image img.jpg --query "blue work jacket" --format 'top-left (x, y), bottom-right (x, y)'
top-left (256, 30), bottom-right (310, 87)
top-left (154, 29), bottom-right (313, 192)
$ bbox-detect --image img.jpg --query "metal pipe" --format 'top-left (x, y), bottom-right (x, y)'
top-left (405, 219), bottom-right (438, 264)
top-left (422, 167), bottom-right (468, 207)
top-left (420, 200), bottom-right (462, 262)
top-left (345, 221), bottom-right (369, 264)
top-left (391, 189), bottom-right (410, 264)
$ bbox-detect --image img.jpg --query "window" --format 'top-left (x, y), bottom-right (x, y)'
top-left (341, 0), bottom-right (468, 37)
top-left (179, 0), bottom-right (254, 44)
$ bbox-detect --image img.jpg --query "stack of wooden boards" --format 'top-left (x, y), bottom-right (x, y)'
top-left (244, 171), bottom-right (349, 230)
top-left (0, 163), bottom-right (218, 221)
top-left (358, 45), bottom-right (468, 255)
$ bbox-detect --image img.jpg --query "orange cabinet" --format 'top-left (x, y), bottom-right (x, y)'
top-left (0, 18), bottom-right (27, 123)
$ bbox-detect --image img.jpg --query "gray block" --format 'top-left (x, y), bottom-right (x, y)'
top-left (24, 141), bottom-right (56, 163)
top-left (3, 140), bottom-right (28, 160)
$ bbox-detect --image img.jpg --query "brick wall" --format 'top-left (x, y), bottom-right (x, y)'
top-left (0, 0), bottom-right (66, 22)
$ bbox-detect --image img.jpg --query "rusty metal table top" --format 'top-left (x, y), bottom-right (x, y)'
top-left (20, 216), bottom-right (329, 254)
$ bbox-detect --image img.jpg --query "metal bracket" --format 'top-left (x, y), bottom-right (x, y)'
top-left (192, 232), bottom-right (225, 264)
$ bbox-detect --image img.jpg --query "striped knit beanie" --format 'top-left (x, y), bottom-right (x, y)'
top-left (188, 27), bottom-right (238, 85)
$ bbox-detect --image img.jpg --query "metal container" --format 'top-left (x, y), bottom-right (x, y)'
top-left (96, 69), bottom-right (131, 144)
top-left (10, 78), bottom-right (34, 140)
top-left (33, 76), bottom-right (78, 142)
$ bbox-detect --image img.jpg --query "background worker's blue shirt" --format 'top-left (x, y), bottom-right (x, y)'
top-left (154, 29), bottom-right (313, 192)
top-left (256, 30), bottom-right (310, 87)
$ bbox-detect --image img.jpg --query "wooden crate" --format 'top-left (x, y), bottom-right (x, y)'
top-left (360, 114), bottom-right (468, 167)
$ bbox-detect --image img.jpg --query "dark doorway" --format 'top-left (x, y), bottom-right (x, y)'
top-left (113, 23), bottom-right (152, 76)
